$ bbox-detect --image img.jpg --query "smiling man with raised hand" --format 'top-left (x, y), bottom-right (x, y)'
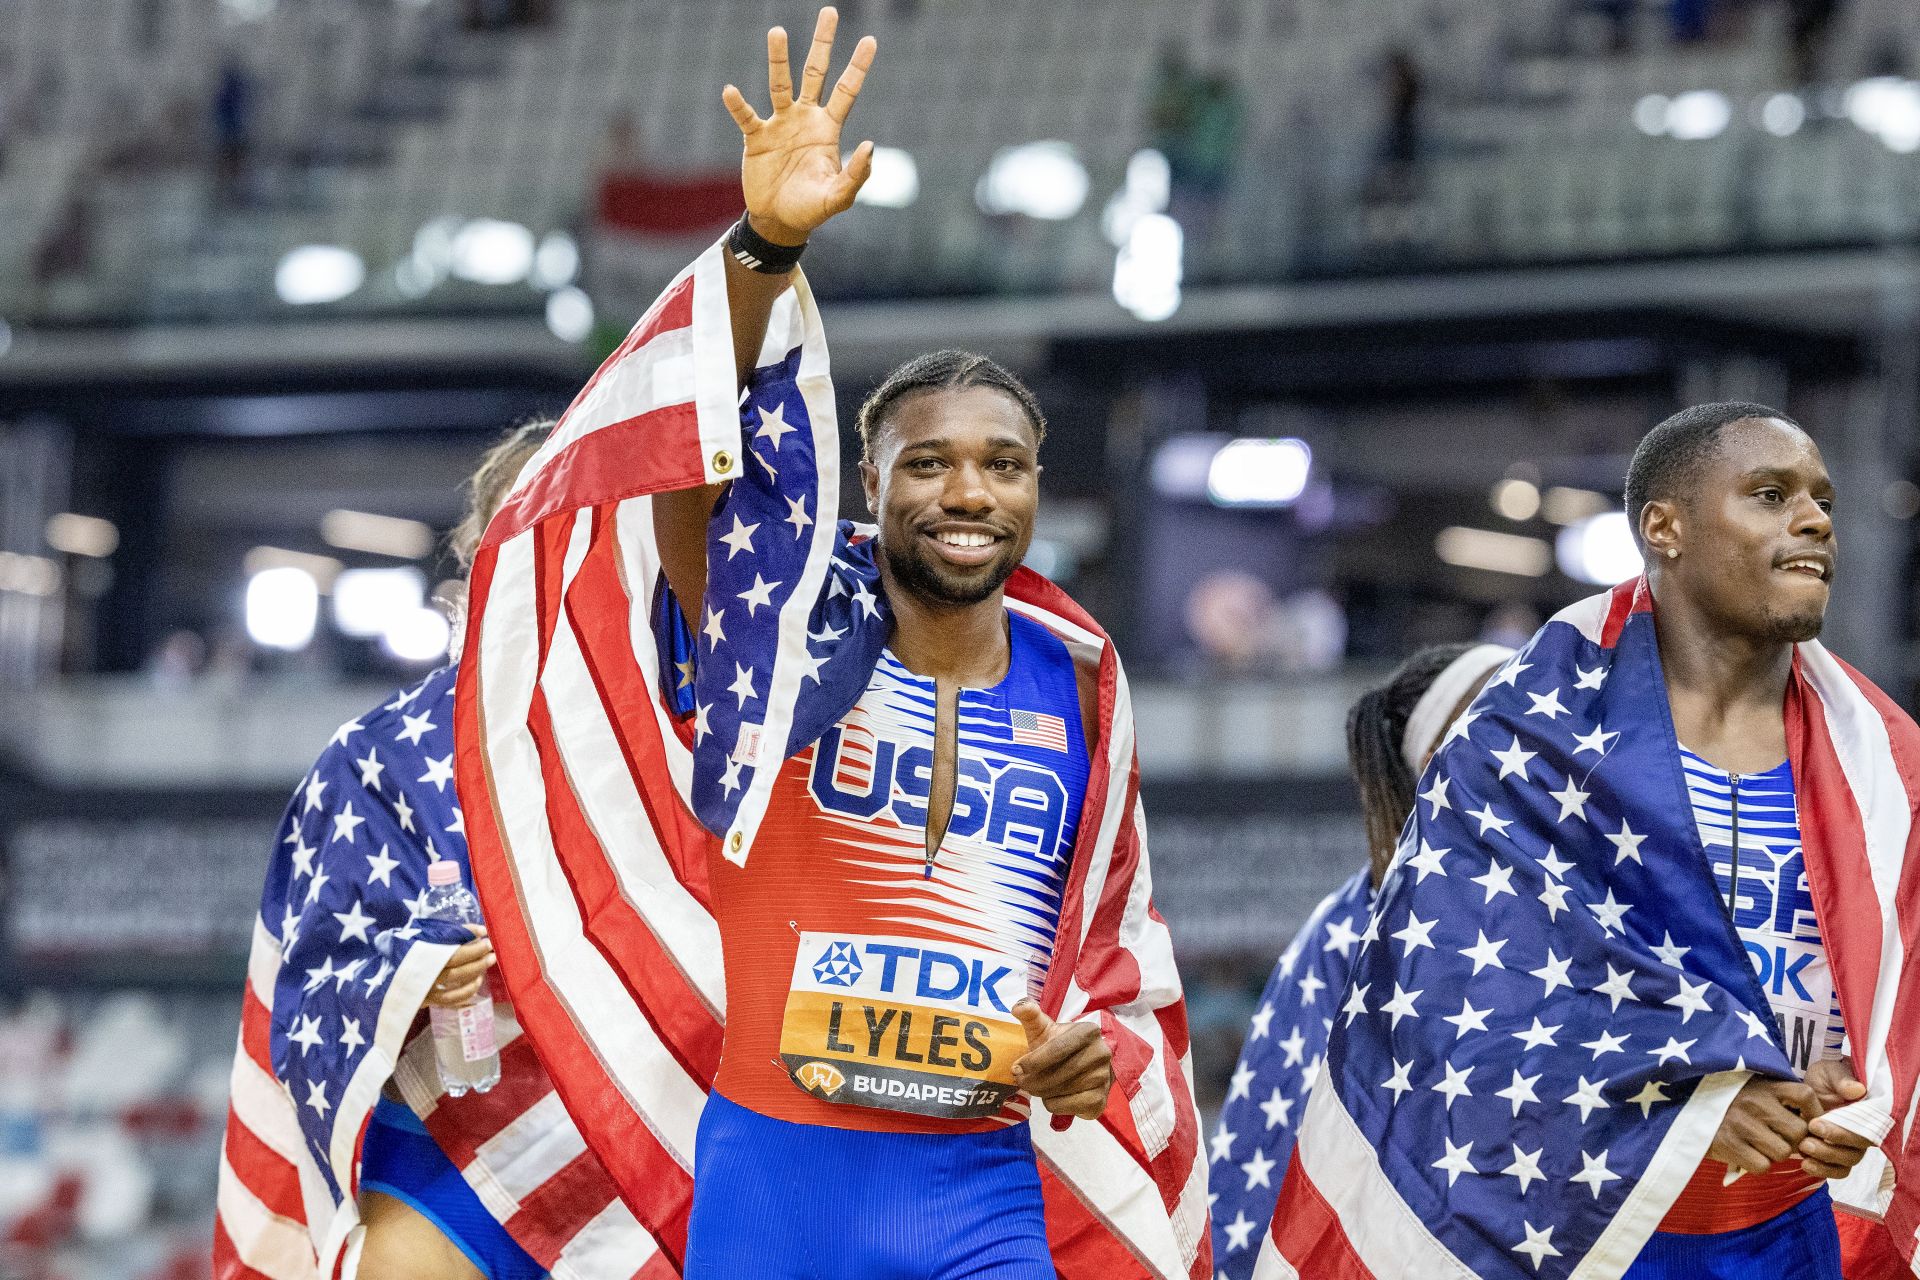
top-left (1254, 403), bottom-right (1920, 1280)
top-left (453, 8), bottom-right (1207, 1280)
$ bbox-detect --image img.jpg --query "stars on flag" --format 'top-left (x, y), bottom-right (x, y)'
top-left (738, 573), bottom-right (781, 615)
top-left (1419, 775), bottom-right (1452, 817)
top-left (397, 710), bottom-right (437, 746)
top-left (703, 606), bottom-right (728, 649)
top-left (1524, 688), bottom-right (1568, 720)
top-left (1432, 1137), bottom-right (1477, 1186)
top-left (419, 754), bottom-right (456, 792)
top-left (783, 495), bottom-right (812, 538)
top-left (718, 514), bottom-right (760, 559)
top-left (1562, 1076), bottom-right (1610, 1122)
top-left (754, 401), bottom-right (798, 449)
top-left (330, 802), bottom-right (366, 846)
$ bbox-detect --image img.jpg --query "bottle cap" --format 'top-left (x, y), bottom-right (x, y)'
top-left (426, 860), bottom-right (462, 887)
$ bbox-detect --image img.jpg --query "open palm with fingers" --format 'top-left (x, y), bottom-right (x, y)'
top-left (722, 6), bottom-right (877, 247)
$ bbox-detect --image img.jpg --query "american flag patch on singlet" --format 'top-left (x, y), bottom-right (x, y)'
top-left (1009, 709), bottom-right (1069, 753)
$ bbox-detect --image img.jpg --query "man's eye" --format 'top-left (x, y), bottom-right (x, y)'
top-left (991, 458), bottom-right (1024, 472)
top-left (1757, 488), bottom-right (1783, 502)
top-left (1816, 499), bottom-right (1834, 514)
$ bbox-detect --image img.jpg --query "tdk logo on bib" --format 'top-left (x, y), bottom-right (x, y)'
top-left (808, 726), bottom-right (1070, 862)
top-left (807, 938), bottom-right (1019, 1013)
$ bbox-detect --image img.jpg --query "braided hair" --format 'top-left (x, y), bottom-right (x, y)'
top-left (855, 349), bottom-right (1047, 460)
top-left (1346, 643), bottom-right (1480, 885)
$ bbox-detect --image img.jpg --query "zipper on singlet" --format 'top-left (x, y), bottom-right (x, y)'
top-left (1723, 771), bottom-right (1742, 922)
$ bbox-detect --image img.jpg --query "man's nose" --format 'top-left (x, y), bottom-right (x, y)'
top-left (1791, 495), bottom-right (1833, 539)
top-left (941, 463), bottom-right (993, 512)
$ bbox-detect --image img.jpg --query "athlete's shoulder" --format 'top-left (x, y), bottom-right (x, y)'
top-left (311, 664), bottom-right (460, 778)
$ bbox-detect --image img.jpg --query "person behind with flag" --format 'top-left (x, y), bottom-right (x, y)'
top-left (1210, 641), bottom-right (1512, 1275)
top-left (453, 8), bottom-right (1207, 1278)
top-left (1255, 402), bottom-right (1920, 1280)
top-left (214, 421), bottom-right (665, 1280)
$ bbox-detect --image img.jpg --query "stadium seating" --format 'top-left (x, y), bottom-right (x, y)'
top-left (0, 0), bottom-right (1915, 317)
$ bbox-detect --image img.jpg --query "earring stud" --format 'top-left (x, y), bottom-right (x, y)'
top-left (1666, 547), bottom-right (1679, 559)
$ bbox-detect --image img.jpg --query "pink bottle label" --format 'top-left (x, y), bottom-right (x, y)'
top-left (430, 1002), bottom-right (498, 1062)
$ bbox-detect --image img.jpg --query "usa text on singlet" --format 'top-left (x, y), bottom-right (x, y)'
top-left (708, 612), bottom-right (1090, 1129)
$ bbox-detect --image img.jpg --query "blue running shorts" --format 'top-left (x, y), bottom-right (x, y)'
top-left (1626, 1188), bottom-right (1842, 1280)
top-left (359, 1097), bottom-right (546, 1280)
top-left (686, 1091), bottom-right (1055, 1279)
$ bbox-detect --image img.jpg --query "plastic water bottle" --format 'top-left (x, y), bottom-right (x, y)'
top-left (423, 860), bottom-right (500, 1096)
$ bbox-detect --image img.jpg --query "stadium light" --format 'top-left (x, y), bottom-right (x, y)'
top-left (1102, 148), bottom-right (1171, 247)
top-left (275, 245), bottom-right (365, 306)
top-left (531, 231), bottom-right (581, 289)
top-left (244, 546), bottom-right (342, 590)
top-left (1113, 213), bottom-right (1183, 322)
top-left (1541, 486), bottom-right (1614, 526)
top-left (1666, 91), bottom-right (1732, 140)
top-left (975, 141), bottom-right (1088, 220)
top-left (332, 567), bottom-right (426, 639)
top-left (1633, 95), bottom-right (1670, 136)
top-left (45, 513), bottom-right (119, 558)
top-left (855, 147), bottom-right (919, 209)
top-left (1760, 93), bottom-right (1806, 137)
top-left (1436, 527), bottom-right (1553, 577)
top-left (1846, 77), bottom-right (1920, 153)
top-left (1556, 512), bottom-right (1644, 584)
top-left (1206, 439), bottom-right (1312, 508)
top-left (320, 509), bottom-right (434, 559)
top-left (383, 606), bottom-right (452, 663)
top-left (246, 566), bottom-right (319, 650)
top-left (0, 552), bottom-right (61, 596)
top-left (1490, 478), bottom-right (1541, 522)
top-left (451, 219), bottom-right (536, 285)
top-left (546, 287), bottom-right (595, 343)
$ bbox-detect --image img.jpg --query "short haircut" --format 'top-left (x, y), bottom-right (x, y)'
top-left (449, 417), bottom-right (556, 571)
top-left (854, 349), bottom-right (1047, 460)
top-left (1623, 401), bottom-right (1803, 541)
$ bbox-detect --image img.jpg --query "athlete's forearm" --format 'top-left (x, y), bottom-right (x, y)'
top-left (724, 217), bottom-right (802, 390)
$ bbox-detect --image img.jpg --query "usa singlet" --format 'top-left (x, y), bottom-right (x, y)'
top-left (1647, 748), bottom-right (1847, 1258)
top-left (685, 610), bottom-right (1090, 1278)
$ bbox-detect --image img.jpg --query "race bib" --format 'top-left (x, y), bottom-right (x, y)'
top-left (779, 931), bottom-right (1030, 1119)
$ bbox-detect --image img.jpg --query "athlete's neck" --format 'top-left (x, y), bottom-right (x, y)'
top-left (1651, 571), bottom-right (1792, 771)
top-left (880, 569), bottom-right (1011, 687)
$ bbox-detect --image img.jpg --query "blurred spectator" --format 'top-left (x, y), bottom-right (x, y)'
top-left (1146, 46), bottom-right (1244, 269)
top-left (30, 178), bottom-right (97, 304)
top-left (210, 55), bottom-right (255, 207)
top-left (1786, 0), bottom-right (1842, 86)
top-left (1366, 49), bottom-right (1425, 203)
top-left (144, 631), bottom-right (207, 694)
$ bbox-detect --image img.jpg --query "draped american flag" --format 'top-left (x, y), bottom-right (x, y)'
top-left (1256, 579), bottom-right (1920, 1280)
top-left (454, 240), bottom-right (1211, 1278)
top-left (1210, 868), bottom-right (1372, 1278)
top-left (213, 666), bottom-right (662, 1280)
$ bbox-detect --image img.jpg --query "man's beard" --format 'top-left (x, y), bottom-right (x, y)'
top-left (1761, 604), bottom-right (1826, 645)
top-left (882, 534), bottom-right (1019, 607)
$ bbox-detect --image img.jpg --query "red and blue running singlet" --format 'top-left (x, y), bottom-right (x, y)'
top-left (708, 610), bottom-right (1090, 1133)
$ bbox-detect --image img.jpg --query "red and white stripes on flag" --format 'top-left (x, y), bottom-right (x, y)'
top-left (213, 916), bottom-right (668, 1280)
top-left (454, 242), bottom-right (1212, 1278)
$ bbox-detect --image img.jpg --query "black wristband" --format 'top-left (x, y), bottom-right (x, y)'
top-left (728, 215), bottom-right (807, 274)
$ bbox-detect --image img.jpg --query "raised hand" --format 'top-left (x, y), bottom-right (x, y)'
top-left (424, 925), bottom-right (496, 1008)
top-left (721, 7), bottom-right (877, 247)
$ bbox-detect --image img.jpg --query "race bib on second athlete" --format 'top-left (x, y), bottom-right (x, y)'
top-left (779, 931), bottom-right (1031, 1119)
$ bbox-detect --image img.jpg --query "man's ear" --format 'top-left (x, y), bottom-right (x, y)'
top-left (1640, 498), bottom-right (1681, 560)
top-left (859, 459), bottom-right (880, 517)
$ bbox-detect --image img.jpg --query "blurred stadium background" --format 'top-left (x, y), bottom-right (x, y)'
top-left (2, 0), bottom-right (1919, 1272)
